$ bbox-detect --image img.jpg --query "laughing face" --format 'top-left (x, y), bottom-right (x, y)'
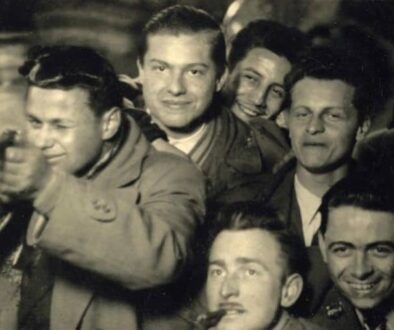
top-left (287, 78), bottom-right (365, 174)
top-left (206, 229), bottom-right (289, 330)
top-left (320, 206), bottom-right (394, 310)
top-left (228, 47), bottom-right (291, 124)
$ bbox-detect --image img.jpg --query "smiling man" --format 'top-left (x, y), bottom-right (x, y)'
top-left (205, 202), bottom-right (325, 330)
top-left (224, 20), bottom-right (309, 126)
top-left (259, 46), bottom-right (372, 314)
top-left (315, 176), bottom-right (394, 329)
top-left (136, 6), bottom-right (289, 199)
top-left (0, 45), bottom-right (205, 330)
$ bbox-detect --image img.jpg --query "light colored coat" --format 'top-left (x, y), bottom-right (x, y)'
top-left (5, 116), bottom-right (205, 330)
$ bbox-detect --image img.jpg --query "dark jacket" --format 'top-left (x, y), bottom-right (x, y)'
top-left (311, 287), bottom-right (362, 330)
top-left (262, 160), bottom-right (332, 316)
top-left (187, 105), bottom-right (289, 199)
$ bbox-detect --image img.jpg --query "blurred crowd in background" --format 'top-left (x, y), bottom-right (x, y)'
top-left (0, 0), bottom-right (394, 134)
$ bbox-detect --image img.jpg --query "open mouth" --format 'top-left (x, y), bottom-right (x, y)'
top-left (219, 303), bottom-right (246, 318)
top-left (346, 280), bottom-right (379, 294)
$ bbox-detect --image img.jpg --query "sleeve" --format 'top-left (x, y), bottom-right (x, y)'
top-left (27, 157), bottom-right (206, 290)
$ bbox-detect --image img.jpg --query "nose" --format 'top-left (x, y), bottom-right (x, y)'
top-left (168, 71), bottom-right (186, 96)
top-left (351, 252), bottom-right (373, 280)
top-left (32, 126), bottom-right (54, 149)
top-left (306, 115), bottom-right (325, 134)
top-left (251, 85), bottom-right (268, 110)
top-left (220, 273), bottom-right (239, 299)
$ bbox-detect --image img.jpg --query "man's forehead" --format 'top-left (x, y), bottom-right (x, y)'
top-left (291, 77), bottom-right (355, 105)
top-left (145, 30), bottom-right (217, 52)
top-left (26, 86), bottom-right (91, 115)
top-left (326, 206), bottom-right (394, 242)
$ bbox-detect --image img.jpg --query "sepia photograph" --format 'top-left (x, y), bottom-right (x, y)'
top-left (0, 0), bottom-right (393, 329)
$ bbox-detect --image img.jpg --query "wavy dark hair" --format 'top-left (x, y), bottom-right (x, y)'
top-left (19, 45), bottom-right (122, 117)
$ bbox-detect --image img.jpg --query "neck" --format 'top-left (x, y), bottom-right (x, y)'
top-left (153, 116), bottom-right (207, 140)
top-left (271, 310), bottom-right (290, 330)
top-left (296, 162), bottom-right (350, 197)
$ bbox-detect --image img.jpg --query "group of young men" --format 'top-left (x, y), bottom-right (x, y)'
top-left (0, 4), bottom-right (392, 330)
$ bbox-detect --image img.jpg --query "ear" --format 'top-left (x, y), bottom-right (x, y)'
top-left (101, 107), bottom-right (121, 141)
top-left (356, 117), bottom-right (371, 141)
top-left (215, 67), bottom-right (228, 92)
top-left (280, 273), bottom-right (303, 308)
top-left (318, 231), bottom-right (328, 263)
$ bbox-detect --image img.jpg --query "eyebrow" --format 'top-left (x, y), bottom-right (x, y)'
top-left (241, 68), bottom-right (262, 78)
top-left (328, 241), bottom-right (354, 249)
top-left (27, 113), bottom-right (74, 125)
top-left (367, 242), bottom-right (394, 249)
top-left (149, 59), bottom-right (209, 69)
top-left (328, 241), bottom-right (394, 250)
top-left (208, 260), bottom-right (226, 267)
top-left (235, 257), bottom-right (269, 271)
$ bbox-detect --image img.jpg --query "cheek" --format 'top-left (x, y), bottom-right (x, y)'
top-left (206, 280), bottom-right (221, 309)
top-left (327, 255), bottom-right (348, 277)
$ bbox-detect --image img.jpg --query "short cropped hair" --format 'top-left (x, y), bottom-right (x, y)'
top-left (206, 201), bottom-right (309, 279)
top-left (283, 46), bottom-right (374, 122)
top-left (138, 5), bottom-right (226, 77)
top-left (320, 175), bottom-right (394, 235)
top-left (19, 45), bottom-right (122, 117)
top-left (228, 19), bottom-right (310, 71)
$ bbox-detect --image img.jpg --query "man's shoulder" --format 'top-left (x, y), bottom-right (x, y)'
top-left (264, 157), bottom-right (297, 204)
top-left (311, 286), bottom-right (362, 330)
top-left (142, 148), bottom-right (204, 183)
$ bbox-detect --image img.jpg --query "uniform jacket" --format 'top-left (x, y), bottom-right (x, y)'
top-left (4, 115), bottom-right (206, 330)
top-left (311, 287), bottom-right (362, 330)
top-left (187, 105), bottom-right (289, 199)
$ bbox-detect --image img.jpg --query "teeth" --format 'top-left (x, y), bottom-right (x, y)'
top-left (224, 310), bottom-right (242, 315)
top-left (349, 283), bottom-right (375, 290)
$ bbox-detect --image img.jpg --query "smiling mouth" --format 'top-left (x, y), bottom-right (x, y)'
top-left (238, 104), bottom-right (267, 118)
top-left (347, 281), bottom-right (379, 293)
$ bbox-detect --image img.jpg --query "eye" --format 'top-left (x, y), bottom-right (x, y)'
top-left (152, 64), bottom-right (167, 72)
top-left (292, 108), bottom-right (310, 119)
top-left (270, 87), bottom-right (285, 99)
top-left (245, 268), bottom-right (258, 276)
top-left (27, 117), bottom-right (42, 129)
top-left (209, 267), bottom-right (225, 278)
top-left (188, 69), bottom-right (205, 77)
top-left (371, 245), bottom-right (394, 258)
top-left (331, 245), bottom-right (352, 257)
top-left (240, 73), bottom-right (258, 85)
top-left (324, 111), bottom-right (344, 122)
top-left (55, 124), bottom-right (68, 130)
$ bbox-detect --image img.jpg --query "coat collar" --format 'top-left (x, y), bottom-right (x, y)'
top-left (93, 114), bottom-right (151, 188)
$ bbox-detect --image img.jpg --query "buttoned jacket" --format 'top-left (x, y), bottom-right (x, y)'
top-left (12, 115), bottom-right (206, 330)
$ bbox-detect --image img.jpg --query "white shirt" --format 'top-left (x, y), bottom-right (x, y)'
top-left (167, 123), bottom-right (208, 155)
top-left (294, 174), bottom-right (322, 247)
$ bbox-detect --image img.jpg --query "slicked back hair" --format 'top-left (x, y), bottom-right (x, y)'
top-left (138, 5), bottom-right (226, 77)
top-left (320, 175), bottom-right (394, 235)
top-left (228, 19), bottom-right (310, 71)
top-left (206, 201), bottom-right (309, 280)
top-left (283, 46), bottom-right (374, 122)
top-left (19, 45), bottom-right (122, 117)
